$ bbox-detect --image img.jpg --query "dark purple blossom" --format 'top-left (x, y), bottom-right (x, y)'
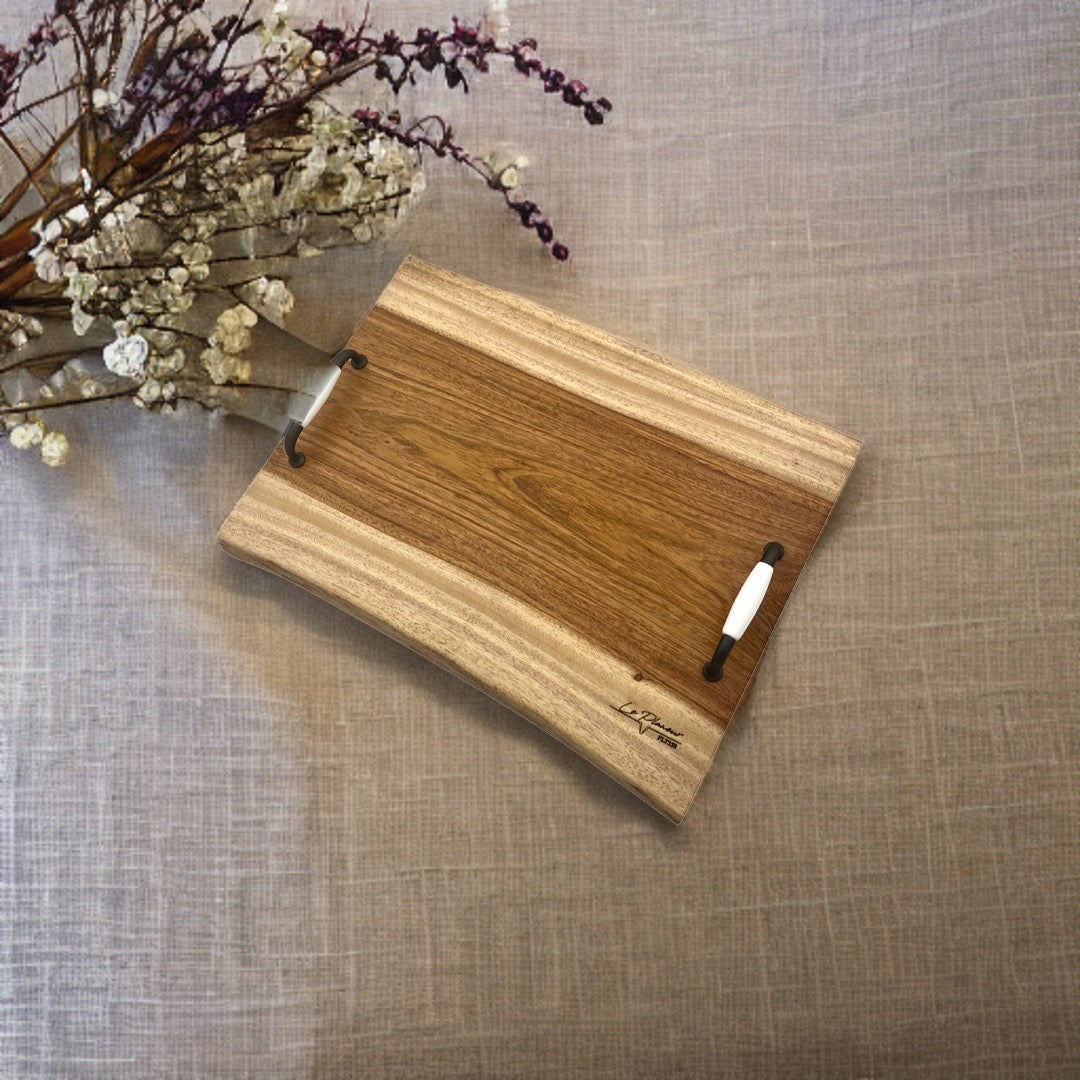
top-left (0, 45), bottom-right (19, 112)
top-left (24, 16), bottom-right (60, 61)
top-left (295, 21), bottom-right (362, 66)
top-left (1, 4), bottom-right (608, 265)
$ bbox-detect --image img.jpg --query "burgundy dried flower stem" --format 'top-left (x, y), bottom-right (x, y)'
top-left (0, 0), bottom-right (611, 455)
top-left (0, 377), bottom-right (291, 416)
top-left (1, 3), bottom-right (610, 301)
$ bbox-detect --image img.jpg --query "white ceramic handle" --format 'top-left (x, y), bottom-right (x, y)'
top-left (299, 363), bottom-right (343, 427)
top-left (703, 542), bottom-right (784, 682)
top-left (282, 348), bottom-right (366, 469)
top-left (721, 561), bottom-right (775, 641)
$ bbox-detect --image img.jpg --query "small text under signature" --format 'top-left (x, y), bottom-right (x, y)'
top-left (612, 702), bottom-right (684, 749)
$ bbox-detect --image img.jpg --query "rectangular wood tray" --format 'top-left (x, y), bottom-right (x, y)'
top-left (218, 257), bottom-right (860, 821)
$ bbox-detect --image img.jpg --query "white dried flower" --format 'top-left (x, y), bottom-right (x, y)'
top-left (135, 380), bottom-right (161, 405)
top-left (103, 331), bottom-right (149, 378)
top-left (149, 348), bottom-right (186, 377)
top-left (31, 247), bottom-right (63, 283)
top-left (241, 276), bottom-right (294, 324)
top-left (39, 431), bottom-right (69, 467)
top-left (199, 304), bottom-right (258, 385)
top-left (204, 304), bottom-right (254, 355)
top-left (135, 378), bottom-right (175, 407)
top-left (144, 329), bottom-right (176, 351)
top-left (482, 144), bottom-right (530, 190)
top-left (91, 88), bottom-right (120, 111)
top-left (9, 420), bottom-right (44, 449)
top-left (200, 345), bottom-right (252, 385)
top-left (0, 311), bottom-right (43, 355)
top-left (220, 325), bottom-right (251, 354)
top-left (180, 240), bottom-right (213, 266)
top-left (103, 196), bottom-right (140, 227)
top-left (64, 203), bottom-right (90, 226)
top-left (31, 217), bottom-right (63, 245)
top-left (63, 269), bottom-right (100, 303)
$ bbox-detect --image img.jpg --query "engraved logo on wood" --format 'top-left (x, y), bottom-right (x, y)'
top-left (612, 702), bottom-right (684, 750)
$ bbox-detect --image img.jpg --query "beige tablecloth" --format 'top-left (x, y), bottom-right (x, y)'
top-left (2, 1), bottom-right (1077, 1076)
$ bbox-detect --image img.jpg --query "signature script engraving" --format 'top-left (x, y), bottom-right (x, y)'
top-left (612, 702), bottom-right (684, 749)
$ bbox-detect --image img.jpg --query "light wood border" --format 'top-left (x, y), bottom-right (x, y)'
top-left (220, 470), bottom-right (722, 822)
top-left (356, 257), bottom-right (860, 502)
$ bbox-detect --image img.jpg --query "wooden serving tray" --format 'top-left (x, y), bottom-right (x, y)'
top-left (218, 257), bottom-right (859, 821)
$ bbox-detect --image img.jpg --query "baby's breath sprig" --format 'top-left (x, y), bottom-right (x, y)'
top-left (0, 0), bottom-right (609, 464)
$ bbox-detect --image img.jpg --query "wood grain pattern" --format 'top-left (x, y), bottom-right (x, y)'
top-left (220, 472), bottom-right (720, 822)
top-left (369, 258), bottom-right (859, 502)
top-left (219, 257), bottom-right (860, 820)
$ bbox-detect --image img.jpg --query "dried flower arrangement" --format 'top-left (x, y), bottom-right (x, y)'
top-left (0, 0), bottom-right (609, 464)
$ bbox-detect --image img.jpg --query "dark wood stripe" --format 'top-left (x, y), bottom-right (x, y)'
top-left (265, 306), bottom-right (833, 723)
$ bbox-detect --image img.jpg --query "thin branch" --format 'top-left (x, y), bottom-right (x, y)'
top-left (0, 383), bottom-right (135, 415)
top-left (0, 129), bottom-right (48, 202)
top-left (103, 0), bottom-right (134, 83)
top-left (1, 84), bottom-right (77, 127)
top-left (1, 375), bottom-right (293, 417)
top-left (62, 9), bottom-right (97, 172)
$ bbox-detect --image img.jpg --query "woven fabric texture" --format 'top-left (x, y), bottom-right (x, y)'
top-left (2, 1), bottom-right (1077, 1076)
